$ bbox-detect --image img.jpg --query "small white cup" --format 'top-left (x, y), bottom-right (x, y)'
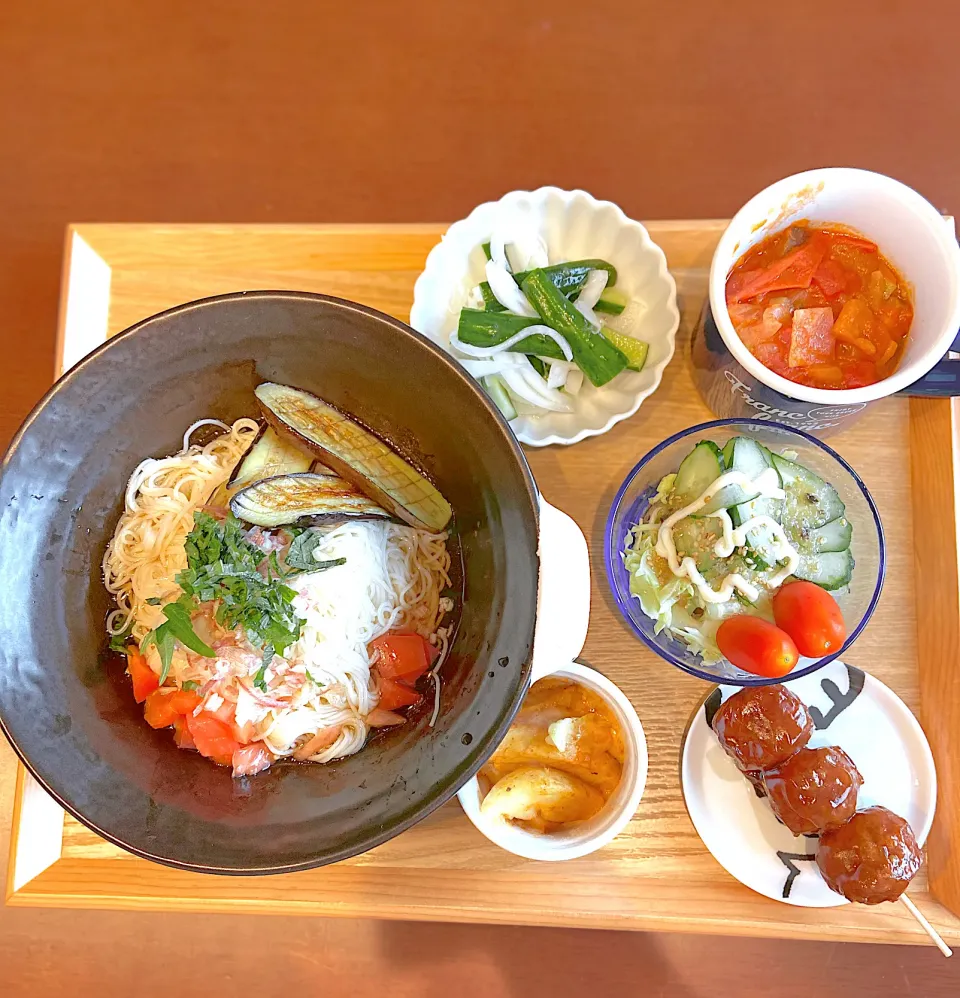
top-left (457, 660), bottom-right (648, 861)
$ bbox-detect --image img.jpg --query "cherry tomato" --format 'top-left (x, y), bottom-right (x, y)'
top-left (773, 581), bottom-right (846, 657)
top-left (716, 616), bottom-right (799, 678)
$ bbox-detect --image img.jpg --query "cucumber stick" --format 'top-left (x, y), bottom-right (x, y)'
top-left (594, 287), bottom-right (629, 315)
top-left (521, 270), bottom-right (628, 387)
top-left (482, 375), bottom-right (517, 420)
top-left (457, 309), bottom-right (567, 360)
top-left (480, 259), bottom-right (618, 313)
top-left (601, 327), bottom-right (648, 372)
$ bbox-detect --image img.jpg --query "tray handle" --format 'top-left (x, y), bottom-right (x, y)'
top-left (530, 496), bottom-right (591, 683)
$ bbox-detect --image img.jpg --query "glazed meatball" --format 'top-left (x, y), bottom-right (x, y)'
top-left (817, 806), bottom-right (922, 904)
top-left (712, 684), bottom-right (813, 772)
top-left (762, 745), bottom-right (862, 835)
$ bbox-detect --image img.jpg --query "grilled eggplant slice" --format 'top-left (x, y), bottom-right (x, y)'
top-left (229, 427), bottom-right (313, 488)
top-left (208, 426), bottom-right (314, 509)
top-left (230, 473), bottom-right (391, 528)
top-left (255, 382), bottom-right (452, 532)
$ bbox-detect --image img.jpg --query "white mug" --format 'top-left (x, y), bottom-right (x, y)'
top-left (692, 168), bottom-right (960, 433)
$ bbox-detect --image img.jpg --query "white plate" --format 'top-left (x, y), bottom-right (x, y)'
top-left (680, 660), bottom-right (937, 907)
top-left (409, 187), bottom-right (680, 447)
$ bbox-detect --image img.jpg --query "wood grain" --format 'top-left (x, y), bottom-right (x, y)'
top-left (8, 219), bottom-right (960, 949)
top-left (910, 398), bottom-right (960, 915)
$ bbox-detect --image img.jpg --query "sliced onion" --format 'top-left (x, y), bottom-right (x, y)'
top-left (489, 226), bottom-right (549, 273)
top-left (501, 360), bottom-right (574, 413)
top-left (564, 367), bottom-right (584, 395)
top-left (458, 357), bottom-right (518, 379)
top-left (485, 260), bottom-right (537, 317)
top-left (577, 269), bottom-right (609, 309)
top-left (488, 232), bottom-right (511, 273)
top-left (547, 360), bottom-right (573, 389)
top-left (450, 325), bottom-right (572, 362)
top-left (575, 297), bottom-right (600, 330)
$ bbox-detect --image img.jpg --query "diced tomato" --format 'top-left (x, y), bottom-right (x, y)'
top-left (842, 360), bottom-right (879, 389)
top-left (788, 307), bottom-right (835, 368)
top-left (202, 697), bottom-right (255, 744)
top-left (143, 688), bottom-right (202, 729)
top-left (126, 647), bottom-right (159, 703)
top-left (185, 713), bottom-right (242, 766)
top-left (877, 298), bottom-right (913, 340)
top-left (812, 258), bottom-right (847, 296)
top-left (370, 633), bottom-right (431, 681)
top-left (173, 717), bottom-right (197, 750)
top-left (737, 321), bottom-right (778, 350)
top-left (754, 342), bottom-right (790, 377)
top-left (725, 267), bottom-right (765, 303)
top-left (802, 364), bottom-right (845, 388)
top-left (726, 233), bottom-right (828, 302)
top-left (833, 298), bottom-right (874, 344)
top-left (377, 676), bottom-right (423, 711)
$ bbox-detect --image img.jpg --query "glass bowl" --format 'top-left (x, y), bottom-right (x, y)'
top-left (604, 418), bottom-right (885, 685)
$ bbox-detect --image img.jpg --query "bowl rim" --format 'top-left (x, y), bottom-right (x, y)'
top-left (409, 185), bottom-right (681, 447)
top-left (0, 289), bottom-right (545, 875)
top-left (603, 417), bottom-right (886, 686)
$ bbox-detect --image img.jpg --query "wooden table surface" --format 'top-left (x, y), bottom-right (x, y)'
top-left (2, 2), bottom-right (960, 995)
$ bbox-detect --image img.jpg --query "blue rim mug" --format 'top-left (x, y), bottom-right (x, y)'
top-left (692, 168), bottom-right (960, 434)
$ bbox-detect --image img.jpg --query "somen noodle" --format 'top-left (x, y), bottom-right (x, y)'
top-left (102, 406), bottom-right (453, 777)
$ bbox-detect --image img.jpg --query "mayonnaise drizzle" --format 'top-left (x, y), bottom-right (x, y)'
top-left (655, 468), bottom-right (800, 604)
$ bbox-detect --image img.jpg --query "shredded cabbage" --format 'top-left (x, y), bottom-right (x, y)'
top-left (621, 517), bottom-right (723, 662)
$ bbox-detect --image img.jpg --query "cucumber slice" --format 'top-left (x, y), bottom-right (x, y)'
top-left (601, 326), bottom-right (648, 372)
top-left (673, 442), bottom-right (723, 504)
top-left (771, 454), bottom-right (845, 530)
top-left (729, 437), bottom-right (775, 480)
top-left (482, 375), bottom-right (517, 421)
top-left (594, 287), bottom-right (629, 315)
top-left (793, 548), bottom-right (855, 590)
top-left (672, 518), bottom-right (725, 575)
top-left (694, 482), bottom-right (762, 517)
top-left (799, 516), bottom-right (852, 554)
top-left (721, 439), bottom-right (736, 470)
top-left (726, 437), bottom-right (783, 529)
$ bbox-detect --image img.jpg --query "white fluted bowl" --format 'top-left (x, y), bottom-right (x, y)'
top-left (410, 187), bottom-right (680, 446)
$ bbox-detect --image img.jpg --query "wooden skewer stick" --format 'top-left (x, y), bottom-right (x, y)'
top-left (900, 894), bottom-right (952, 957)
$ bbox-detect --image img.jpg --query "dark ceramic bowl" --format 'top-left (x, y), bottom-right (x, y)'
top-left (0, 291), bottom-right (540, 874)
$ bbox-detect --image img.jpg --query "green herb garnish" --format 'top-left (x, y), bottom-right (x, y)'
top-left (181, 680), bottom-right (200, 692)
top-left (142, 512), bottom-right (311, 675)
top-left (108, 619), bottom-right (135, 654)
top-left (285, 528), bottom-right (347, 574)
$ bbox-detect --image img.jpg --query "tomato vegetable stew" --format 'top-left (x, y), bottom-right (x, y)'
top-left (725, 222), bottom-right (913, 390)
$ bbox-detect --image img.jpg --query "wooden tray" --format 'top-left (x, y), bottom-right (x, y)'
top-left (6, 221), bottom-right (960, 946)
